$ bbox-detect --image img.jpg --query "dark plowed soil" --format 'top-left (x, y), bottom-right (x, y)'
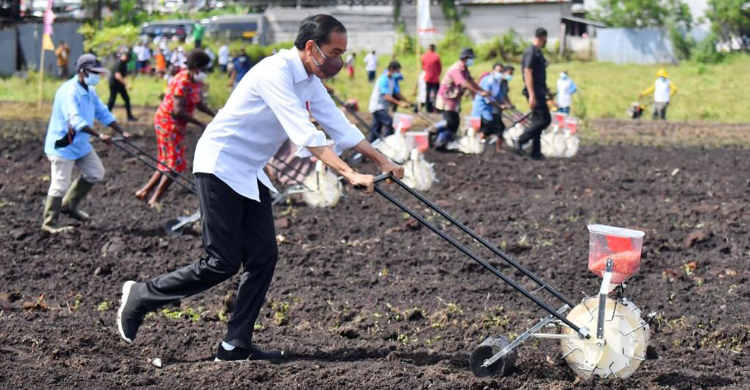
top-left (1, 120), bottom-right (749, 389)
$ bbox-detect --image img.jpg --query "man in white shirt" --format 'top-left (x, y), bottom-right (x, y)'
top-left (136, 44), bottom-right (152, 74)
top-left (117, 14), bottom-right (403, 362)
top-left (640, 68), bottom-right (677, 120)
top-left (170, 46), bottom-right (187, 69)
top-left (218, 44), bottom-right (230, 73)
top-left (364, 50), bottom-right (377, 82)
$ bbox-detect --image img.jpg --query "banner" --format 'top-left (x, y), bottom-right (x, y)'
top-left (417, 0), bottom-right (436, 37)
top-left (43, 0), bottom-right (55, 34)
top-left (42, 33), bottom-right (55, 51)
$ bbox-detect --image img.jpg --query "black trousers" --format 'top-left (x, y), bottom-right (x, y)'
top-left (480, 113), bottom-right (505, 137)
top-left (138, 173), bottom-right (278, 349)
top-left (425, 82), bottom-right (440, 113)
top-left (518, 104), bottom-right (551, 157)
top-left (368, 109), bottom-right (394, 143)
top-left (108, 82), bottom-right (134, 118)
top-left (443, 110), bottom-right (460, 135)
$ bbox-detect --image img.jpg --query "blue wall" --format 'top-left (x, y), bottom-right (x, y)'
top-left (597, 28), bottom-right (677, 64)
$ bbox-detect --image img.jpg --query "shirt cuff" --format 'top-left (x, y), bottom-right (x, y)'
top-left (293, 131), bottom-right (328, 158)
top-left (331, 129), bottom-right (365, 155)
top-left (101, 115), bottom-right (116, 127)
top-left (72, 120), bottom-right (90, 132)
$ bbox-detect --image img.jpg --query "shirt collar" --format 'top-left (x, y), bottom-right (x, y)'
top-left (290, 47), bottom-right (311, 84)
top-left (73, 78), bottom-right (90, 96)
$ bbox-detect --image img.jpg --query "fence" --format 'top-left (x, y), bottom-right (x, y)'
top-left (0, 20), bottom-right (84, 76)
top-left (596, 28), bottom-right (677, 64)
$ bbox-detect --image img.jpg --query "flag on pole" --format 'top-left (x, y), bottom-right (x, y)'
top-left (42, 0), bottom-right (55, 50)
top-left (417, 0), bottom-right (436, 37)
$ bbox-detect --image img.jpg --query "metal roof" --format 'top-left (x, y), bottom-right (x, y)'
top-left (458, 0), bottom-right (571, 4)
top-left (561, 15), bottom-right (607, 27)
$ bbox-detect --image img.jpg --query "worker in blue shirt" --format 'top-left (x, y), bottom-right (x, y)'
top-left (367, 60), bottom-right (412, 143)
top-left (42, 54), bottom-right (129, 233)
top-left (471, 63), bottom-right (512, 152)
top-left (229, 49), bottom-right (252, 89)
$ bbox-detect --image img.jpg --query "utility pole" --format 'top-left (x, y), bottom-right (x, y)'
top-left (97, 0), bottom-right (103, 29)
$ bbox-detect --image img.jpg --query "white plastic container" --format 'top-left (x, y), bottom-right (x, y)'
top-left (587, 224), bottom-right (645, 284)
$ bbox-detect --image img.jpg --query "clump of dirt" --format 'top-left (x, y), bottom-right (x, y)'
top-left (1, 119), bottom-right (749, 389)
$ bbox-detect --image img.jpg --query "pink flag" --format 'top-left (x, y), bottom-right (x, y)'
top-left (43, 0), bottom-right (55, 35)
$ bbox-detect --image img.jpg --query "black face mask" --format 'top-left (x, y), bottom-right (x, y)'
top-left (311, 42), bottom-right (343, 78)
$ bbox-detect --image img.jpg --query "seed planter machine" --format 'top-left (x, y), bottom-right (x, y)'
top-left (368, 173), bottom-right (650, 379)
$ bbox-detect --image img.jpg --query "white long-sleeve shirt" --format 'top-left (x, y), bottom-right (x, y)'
top-left (193, 47), bottom-right (365, 201)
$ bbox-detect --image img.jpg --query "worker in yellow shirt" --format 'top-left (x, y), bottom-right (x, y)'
top-left (640, 69), bottom-right (677, 120)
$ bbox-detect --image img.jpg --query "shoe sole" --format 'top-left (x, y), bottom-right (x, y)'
top-left (117, 281), bottom-right (136, 344)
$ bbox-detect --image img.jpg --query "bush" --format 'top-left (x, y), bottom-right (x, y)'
top-left (670, 27), bottom-right (696, 61)
top-left (393, 23), bottom-right (415, 56)
top-left (475, 29), bottom-right (526, 62)
top-left (438, 23), bottom-right (473, 52)
top-left (79, 24), bottom-right (140, 58)
top-left (694, 33), bottom-right (726, 64)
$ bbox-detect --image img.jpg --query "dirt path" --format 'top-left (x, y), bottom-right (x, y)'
top-left (1, 121), bottom-right (749, 389)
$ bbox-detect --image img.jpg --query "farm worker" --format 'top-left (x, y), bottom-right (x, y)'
top-left (170, 46), bottom-right (187, 69)
top-left (135, 43), bottom-right (152, 74)
top-left (42, 54), bottom-right (128, 233)
top-left (502, 65), bottom-right (515, 108)
top-left (640, 68), bottom-right (677, 120)
top-left (204, 46), bottom-right (216, 72)
top-left (107, 49), bottom-right (138, 122)
top-left (193, 22), bottom-right (205, 49)
top-left (515, 27), bottom-right (552, 160)
top-left (421, 43), bottom-right (442, 113)
top-left (364, 50), bottom-right (377, 82)
top-left (135, 50), bottom-right (216, 207)
top-left (556, 70), bottom-right (577, 114)
top-left (368, 60), bottom-right (413, 143)
top-left (218, 44), bottom-right (230, 73)
top-left (345, 52), bottom-right (356, 79)
top-left (434, 47), bottom-right (490, 150)
top-left (154, 48), bottom-right (167, 77)
top-left (55, 40), bottom-right (71, 79)
top-left (117, 14), bottom-right (404, 361)
top-left (471, 63), bottom-right (510, 152)
top-left (229, 48), bottom-right (251, 89)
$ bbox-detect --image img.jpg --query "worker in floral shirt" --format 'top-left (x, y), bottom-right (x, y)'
top-left (135, 50), bottom-right (215, 207)
top-left (434, 47), bottom-right (488, 151)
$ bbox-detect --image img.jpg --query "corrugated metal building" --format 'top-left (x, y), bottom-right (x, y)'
top-left (263, 0), bottom-right (573, 53)
top-left (455, 0), bottom-right (572, 42)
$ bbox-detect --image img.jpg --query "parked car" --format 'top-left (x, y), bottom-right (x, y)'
top-left (200, 14), bottom-right (266, 45)
top-left (141, 19), bottom-right (194, 42)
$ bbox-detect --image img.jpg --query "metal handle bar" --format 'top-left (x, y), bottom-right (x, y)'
top-left (371, 173), bottom-right (582, 333)
top-left (267, 159), bottom-right (313, 192)
top-left (506, 111), bottom-right (532, 128)
top-left (503, 109), bottom-right (532, 128)
top-left (110, 138), bottom-right (197, 195)
top-left (112, 136), bottom-right (196, 185)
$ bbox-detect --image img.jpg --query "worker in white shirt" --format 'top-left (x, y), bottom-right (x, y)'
top-left (364, 50), bottom-right (377, 82)
top-left (555, 70), bottom-right (577, 114)
top-left (117, 14), bottom-right (404, 362)
top-left (640, 68), bottom-right (677, 120)
top-left (218, 44), bottom-right (230, 73)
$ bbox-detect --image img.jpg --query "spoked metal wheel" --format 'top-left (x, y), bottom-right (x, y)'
top-left (560, 297), bottom-right (650, 379)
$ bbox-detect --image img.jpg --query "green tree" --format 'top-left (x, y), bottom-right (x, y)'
top-left (589, 0), bottom-right (691, 28)
top-left (706, 0), bottom-right (750, 39)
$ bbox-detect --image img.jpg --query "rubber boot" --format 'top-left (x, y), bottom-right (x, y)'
top-left (61, 178), bottom-right (95, 222)
top-left (42, 196), bottom-right (74, 233)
